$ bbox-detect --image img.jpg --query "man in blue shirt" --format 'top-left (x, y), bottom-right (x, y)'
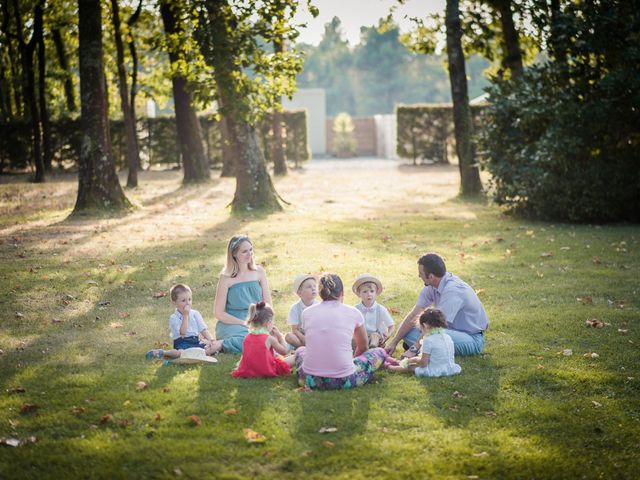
top-left (385, 253), bottom-right (488, 357)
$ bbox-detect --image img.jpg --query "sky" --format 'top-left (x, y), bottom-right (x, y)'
top-left (294, 0), bottom-right (446, 46)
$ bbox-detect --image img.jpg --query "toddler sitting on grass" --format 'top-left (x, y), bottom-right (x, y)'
top-left (232, 302), bottom-right (293, 378)
top-left (284, 274), bottom-right (319, 349)
top-left (352, 274), bottom-right (395, 348)
top-left (387, 308), bottom-right (461, 377)
top-left (146, 283), bottom-right (222, 360)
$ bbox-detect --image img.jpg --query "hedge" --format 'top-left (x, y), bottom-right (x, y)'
top-left (396, 104), bottom-right (486, 164)
top-left (0, 109), bottom-right (309, 172)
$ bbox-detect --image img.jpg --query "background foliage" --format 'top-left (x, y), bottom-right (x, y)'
top-left (479, 0), bottom-right (640, 222)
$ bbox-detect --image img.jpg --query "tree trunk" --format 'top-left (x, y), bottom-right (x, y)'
top-left (494, 0), bottom-right (523, 78)
top-left (226, 112), bottom-right (282, 212)
top-left (220, 113), bottom-right (237, 177)
top-left (445, 0), bottom-right (482, 196)
top-left (271, 38), bottom-right (287, 175)
top-left (110, 0), bottom-right (139, 188)
top-left (159, 0), bottom-right (209, 184)
top-left (13, 0), bottom-right (44, 182)
top-left (35, 1), bottom-right (52, 172)
top-left (73, 0), bottom-right (129, 213)
top-left (52, 28), bottom-right (77, 113)
top-left (1, 0), bottom-right (22, 117)
top-left (127, 0), bottom-right (142, 170)
top-left (271, 110), bottom-right (286, 175)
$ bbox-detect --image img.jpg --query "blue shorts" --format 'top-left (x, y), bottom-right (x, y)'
top-left (173, 336), bottom-right (206, 350)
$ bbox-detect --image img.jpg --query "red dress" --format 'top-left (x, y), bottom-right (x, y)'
top-left (232, 333), bottom-right (291, 378)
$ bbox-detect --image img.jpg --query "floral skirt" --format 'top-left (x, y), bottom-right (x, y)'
top-left (295, 347), bottom-right (387, 390)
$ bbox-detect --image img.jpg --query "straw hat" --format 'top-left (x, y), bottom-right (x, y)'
top-left (352, 274), bottom-right (383, 295)
top-left (292, 273), bottom-right (317, 294)
top-left (172, 347), bottom-right (218, 365)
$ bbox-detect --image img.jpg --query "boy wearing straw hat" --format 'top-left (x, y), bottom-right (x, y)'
top-left (284, 274), bottom-right (319, 349)
top-left (352, 274), bottom-right (395, 348)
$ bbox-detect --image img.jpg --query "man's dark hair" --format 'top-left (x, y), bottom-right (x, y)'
top-left (417, 253), bottom-right (446, 278)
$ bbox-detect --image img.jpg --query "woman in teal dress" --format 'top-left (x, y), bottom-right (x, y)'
top-left (214, 235), bottom-right (272, 353)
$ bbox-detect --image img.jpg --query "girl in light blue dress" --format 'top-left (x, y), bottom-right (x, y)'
top-left (213, 235), bottom-right (271, 354)
top-left (387, 308), bottom-right (461, 377)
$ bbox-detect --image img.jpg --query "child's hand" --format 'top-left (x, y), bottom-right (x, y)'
top-left (180, 304), bottom-right (191, 316)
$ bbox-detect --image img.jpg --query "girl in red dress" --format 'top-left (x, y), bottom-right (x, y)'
top-left (232, 302), bottom-right (293, 378)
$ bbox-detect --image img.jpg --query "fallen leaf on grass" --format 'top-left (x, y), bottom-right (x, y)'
top-left (540, 251), bottom-right (553, 257)
top-left (15, 312), bottom-right (24, 319)
top-left (87, 280), bottom-right (98, 286)
top-left (585, 318), bottom-right (603, 328)
top-left (174, 468), bottom-right (183, 476)
top-left (583, 352), bottom-right (600, 359)
top-left (592, 256), bottom-right (601, 265)
top-left (537, 364), bottom-right (545, 370)
top-left (448, 404), bottom-right (459, 411)
top-left (475, 288), bottom-right (485, 296)
top-left (109, 322), bottom-right (123, 329)
top-left (20, 403), bottom-right (39, 414)
top-left (485, 411), bottom-right (498, 417)
top-left (51, 318), bottom-right (63, 324)
top-left (562, 349), bottom-right (573, 356)
top-left (155, 413), bottom-right (162, 421)
top-left (618, 329), bottom-right (629, 335)
top-left (318, 427), bottom-right (338, 433)
top-left (0, 436), bottom-right (36, 447)
top-left (119, 312), bottom-right (130, 319)
top-left (71, 406), bottom-right (85, 415)
top-left (118, 419), bottom-right (131, 428)
top-left (243, 428), bottom-right (265, 443)
top-left (560, 246), bottom-right (570, 251)
top-left (323, 440), bottom-right (334, 448)
top-left (136, 381), bottom-right (148, 391)
top-left (472, 451), bottom-right (489, 457)
top-left (578, 296), bottom-right (594, 305)
top-left (452, 391), bottom-right (465, 398)
top-left (189, 415), bottom-right (202, 426)
top-left (100, 414), bottom-right (113, 424)
top-left (124, 331), bottom-right (137, 336)
top-left (7, 387), bottom-right (26, 394)
top-left (224, 408), bottom-right (239, 415)
top-left (592, 401), bottom-right (602, 408)
top-left (152, 291), bottom-right (167, 299)
top-left (388, 307), bottom-right (401, 315)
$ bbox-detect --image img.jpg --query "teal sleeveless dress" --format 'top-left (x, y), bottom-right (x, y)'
top-left (215, 280), bottom-right (262, 354)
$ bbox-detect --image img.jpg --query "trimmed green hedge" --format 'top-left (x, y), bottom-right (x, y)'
top-left (0, 110), bottom-right (309, 172)
top-left (396, 104), bottom-right (486, 164)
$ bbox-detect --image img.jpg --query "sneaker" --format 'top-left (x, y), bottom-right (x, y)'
top-left (146, 349), bottom-right (164, 360)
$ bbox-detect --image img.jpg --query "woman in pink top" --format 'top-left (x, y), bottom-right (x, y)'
top-left (294, 273), bottom-right (389, 390)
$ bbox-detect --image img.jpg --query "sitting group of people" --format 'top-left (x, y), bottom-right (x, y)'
top-left (146, 234), bottom-right (489, 390)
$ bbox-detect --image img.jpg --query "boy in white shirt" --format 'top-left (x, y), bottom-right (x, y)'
top-left (352, 274), bottom-right (395, 348)
top-left (285, 274), bottom-right (319, 349)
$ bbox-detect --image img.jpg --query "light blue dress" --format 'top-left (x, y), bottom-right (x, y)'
top-left (215, 280), bottom-right (262, 354)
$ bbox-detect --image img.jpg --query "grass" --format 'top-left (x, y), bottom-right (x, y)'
top-left (0, 161), bottom-right (638, 479)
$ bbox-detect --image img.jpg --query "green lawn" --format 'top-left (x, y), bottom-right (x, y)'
top-left (1, 163), bottom-right (638, 479)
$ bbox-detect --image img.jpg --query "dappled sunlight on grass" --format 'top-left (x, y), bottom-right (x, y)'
top-left (1, 161), bottom-right (638, 478)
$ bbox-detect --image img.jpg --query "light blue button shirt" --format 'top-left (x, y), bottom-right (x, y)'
top-left (417, 273), bottom-right (488, 334)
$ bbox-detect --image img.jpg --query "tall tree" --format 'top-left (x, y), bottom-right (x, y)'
top-left (110, 0), bottom-right (140, 187)
top-left (445, 0), bottom-right (482, 195)
top-left (11, 0), bottom-right (45, 181)
top-left (492, 0), bottom-right (523, 78)
top-left (196, 0), bottom-right (307, 211)
top-left (271, 37), bottom-right (286, 176)
top-left (159, 0), bottom-right (209, 183)
top-left (51, 28), bottom-right (77, 113)
top-left (35, 0), bottom-right (52, 171)
top-left (73, 0), bottom-right (129, 213)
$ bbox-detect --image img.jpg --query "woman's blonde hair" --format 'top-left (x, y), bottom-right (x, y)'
top-left (247, 301), bottom-right (273, 327)
top-left (222, 234), bottom-right (257, 277)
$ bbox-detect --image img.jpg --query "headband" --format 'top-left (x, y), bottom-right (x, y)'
top-left (256, 301), bottom-right (266, 310)
top-left (230, 235), bottom-right (249, 252)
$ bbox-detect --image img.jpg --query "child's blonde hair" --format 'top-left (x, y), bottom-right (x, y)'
top-left (419, 308), bottom-right (448, 329)
top-left (247, 301), bottom-right (274, 327)
top-left (222, 234), bottom-right (257, 277)
top-left (170, 283), bottom-right (191, 301)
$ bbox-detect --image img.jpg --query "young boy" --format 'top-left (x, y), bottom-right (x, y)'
top-left (352, 274), bottom-right (395, 348)
top-left (146, 283), bottom-right (223, 360)
top-left (284, 274), bottom-right (319, 349)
